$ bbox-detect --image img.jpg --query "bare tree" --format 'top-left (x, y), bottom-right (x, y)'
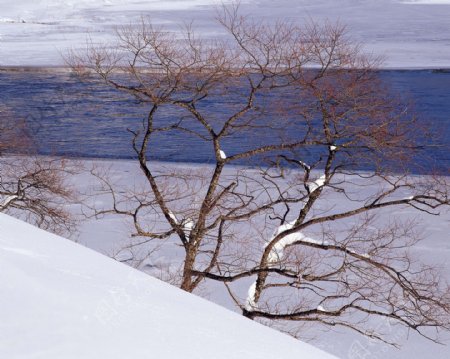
top-left (0, 106), bottom-right (77, 235)
top-left (69, 4), bottom-right (450, 345)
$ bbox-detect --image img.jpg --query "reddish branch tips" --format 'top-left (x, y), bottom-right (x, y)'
top-left (68, 4), bottom-right (450, 345)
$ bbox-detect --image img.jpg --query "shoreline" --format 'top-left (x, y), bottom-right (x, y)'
top-left (1, 66), bottom-right (450, 74)
top-left (3, 154), bottom-right (448, 178)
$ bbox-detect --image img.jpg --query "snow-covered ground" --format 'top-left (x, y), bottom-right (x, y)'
top-left (1, 1), bottom-right (449, 357)
top-left (0, 0), bottom-right (450, 67)
top-left (0, 212), bottom-right (339, 359)
top-left (70, 159), bottom-right (450, 359)
top-left (1, 158), bottom-right (449, 358)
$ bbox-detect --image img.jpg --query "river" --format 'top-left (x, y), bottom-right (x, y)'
top-left (0, 69), bottom-right (449, 173)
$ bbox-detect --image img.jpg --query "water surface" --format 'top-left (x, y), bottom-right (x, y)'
top-left (0, 69), bottom-right (448, 173)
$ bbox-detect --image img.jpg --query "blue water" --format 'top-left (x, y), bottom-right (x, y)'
top-left (0, 69), bottom-right (449, 173)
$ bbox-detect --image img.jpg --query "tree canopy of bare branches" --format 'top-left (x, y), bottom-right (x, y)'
top-left (69, 4), bottom-right (450, 346)
top-left (0, 105), bottom-right (77, 235)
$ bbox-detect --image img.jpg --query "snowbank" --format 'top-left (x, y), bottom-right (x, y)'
top-left (0, 213), bottom-right (338, 359)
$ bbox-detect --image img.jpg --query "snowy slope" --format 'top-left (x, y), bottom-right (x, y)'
top-left (73, 159), bottom-right (450, 359)
top-left (0, 0), bottom-right (450, 67)
top-left (0, 213), bottom-right (338, 359)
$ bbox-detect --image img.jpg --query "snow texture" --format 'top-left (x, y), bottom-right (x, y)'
top-left (72, 160), bottom-right (450, 359)
top-left (300, 160), bottom-right (311, 170)
top-left (307, 174), bottom-right (326, 194)
top-left (0, 195), bottom-right (18, 209)
top-left (265, 221), bottom-right (321, 263)
top-left (246, 220), bottom-right (321, 311)
top-left (167, 210), bottom-right (194, 240)
top-left (183, 218), bottom-right (194, 241)
top-left (245, 282), bottom-right (257, 311)
top-left (167, 209), bottom-right (178, 224)
top-left (1, 0), bottom-right (450, 67)
top-left (402, 0), bottom-right (450, 3)
top-left (0, 213), bottom-right (338, 359)
top-left (347, 248), bottom-right (371, 259)
top-left (219, 150), bottom-right (227, 159)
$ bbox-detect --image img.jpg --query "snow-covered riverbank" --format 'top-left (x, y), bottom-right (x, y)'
top-left (73, 158), bottom-right (450, 359)
top-left (1, 0), bottom-right (450, 68)
top-left (1, 157), bottom-right (449, 358)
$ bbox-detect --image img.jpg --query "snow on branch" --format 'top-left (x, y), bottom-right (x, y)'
top-left (245, 282), bottom-right (257, 311)
top-left (167, 210), bottom-right (195, 242)
top-left (245, 218), bottom-right (374, 312)
top-left (298, 160), bottom-right (311, 171)
top-left (306, 174), bottom-right (326, 194)
top-left (245, 221), bottom-right (322, 312)
top-left (182, 218), bottom-right (195, 242)
top-left (168, 209), bottom-right (179, 224)
top-left (0, 195), bottom-right (18, 211)
top-left (266, 221), bottom-right (321, 263)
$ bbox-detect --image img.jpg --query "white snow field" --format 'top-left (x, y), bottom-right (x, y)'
top-left (0, 212), bottom-right (339, 359)
top-left (70, 159), bottom-right (450, 359)
top-left (0, 0), bottom-right (450, 67)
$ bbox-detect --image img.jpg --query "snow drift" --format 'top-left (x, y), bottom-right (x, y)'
top-left (0, 213), bottom-right (338, 359)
